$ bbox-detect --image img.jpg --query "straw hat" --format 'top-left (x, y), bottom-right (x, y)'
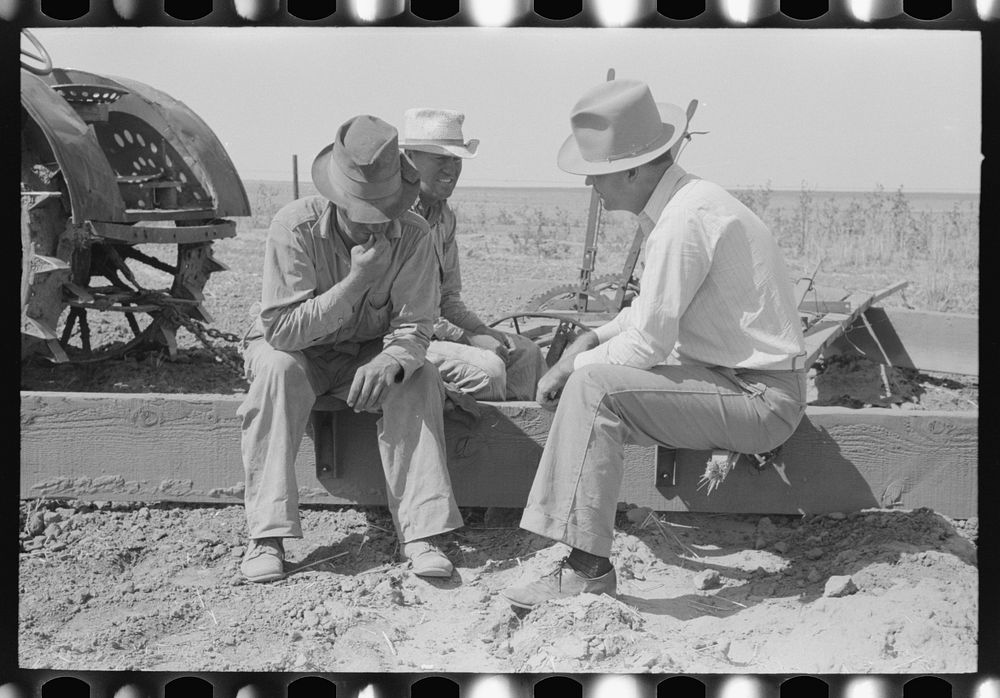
top-left (398, 108), bottom-right (479, 158)
top-left (557, 79), bottom-right (687, 175)
top-left (312, 115), bottom-right (420, 223)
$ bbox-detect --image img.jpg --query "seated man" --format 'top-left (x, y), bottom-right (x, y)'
top-left (502, 79), bottom-right (808, 608)
top-left (400, 107), bottom-right (547, 401)
top-left (238, 115), bottom-right (462, 583)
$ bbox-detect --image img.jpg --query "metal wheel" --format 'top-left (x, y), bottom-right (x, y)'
top-left (20, 30), bottom-right (53, 76)
top-left (525, 273), bottom-right (637, 314)
top-left (20, 176), bottom-right (224, 364)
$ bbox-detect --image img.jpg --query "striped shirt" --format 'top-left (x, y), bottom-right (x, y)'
top-left (574, 164), bottom-right (806, 371)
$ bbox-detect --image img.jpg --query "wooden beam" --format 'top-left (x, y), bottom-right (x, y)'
top-left (20, 392), bottom-right (977, 518)
top-left (825, 307), bottom-right (978, 377)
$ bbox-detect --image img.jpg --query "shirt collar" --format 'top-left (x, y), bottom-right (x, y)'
top-left (637, 163), bottom-right (690, 235)
top-left (413, 196), bottom-right (445, 226)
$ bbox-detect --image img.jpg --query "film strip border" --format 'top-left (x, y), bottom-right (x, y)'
top-left (1, 672), bottom-right (999, 696)
top-left (0, 0), bottom-right (998, 25)
top-left (5, 2), bottom-right (997, 697)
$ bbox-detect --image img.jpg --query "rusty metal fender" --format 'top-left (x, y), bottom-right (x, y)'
top-left (20, 71), bottom-right (128, 224)
top-left (107, 74), bottom-right (252, 218)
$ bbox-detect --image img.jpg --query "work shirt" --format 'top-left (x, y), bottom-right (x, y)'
top-left (574, 164), bottom-right (806, 371)
top-left (247, 195), bottom-right (439, 380)
top-left (412, 197), bottom-right (486, 342)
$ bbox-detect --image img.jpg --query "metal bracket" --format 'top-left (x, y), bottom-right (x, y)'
top-left (655, 447), bottom-right (677, 488)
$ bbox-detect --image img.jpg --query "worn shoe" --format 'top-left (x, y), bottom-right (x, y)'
top-left (402, 539), bottom-right (454, 578)
top-left (500, 558), bottom-right (618, 609)
top-left (240, 537), bottom-right (285, 583)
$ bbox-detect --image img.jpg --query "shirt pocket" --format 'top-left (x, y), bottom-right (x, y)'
top-left (354, 289), bottom-right (392, 341)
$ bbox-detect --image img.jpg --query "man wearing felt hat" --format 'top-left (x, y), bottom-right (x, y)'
top-left (237, 115), bottom-right (462, 583)
top-left (502, 79), bottom-right (808, 608)
top-left (399, 107), bottom-right (547, 401)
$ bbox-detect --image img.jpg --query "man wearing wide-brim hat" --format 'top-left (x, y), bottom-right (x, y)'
top-left (399, 107), bottom-right (547, 401)
top-left (237, 115), bottom-right (463, 583)
top-left (502, 79), bottom-right (808, 608)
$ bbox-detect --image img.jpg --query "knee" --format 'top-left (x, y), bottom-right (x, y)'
top-left (565, 363), bottom-right (616, 399)
top-left (401, 361), bottom-right (445, 396)
top-left (478, 352), bottom-right (506, 384)
top-left (247, 345), bottom-right (312, 393)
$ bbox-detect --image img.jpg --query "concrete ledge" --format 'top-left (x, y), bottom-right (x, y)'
top-left (20, 392), bottom-right (977, 517)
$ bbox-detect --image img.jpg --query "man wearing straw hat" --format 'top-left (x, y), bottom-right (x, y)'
top-left (238, 115), bottom-right (462, 583)
top-left (502, 79), bottom-right (807, 608)
top-left (399, 107), bottom-right (547, 401)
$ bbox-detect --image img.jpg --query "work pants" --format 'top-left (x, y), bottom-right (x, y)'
top-left (237, 338), bottom-right (463, 543)
top-left (520, 363), bottom-right (807, 558)
top-left (427, 333), bottom-right (548, 401)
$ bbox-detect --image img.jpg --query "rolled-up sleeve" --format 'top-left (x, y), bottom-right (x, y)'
top-left (259, 219), bottom-right (359, 352)
top-left (574, 207), bottom-right (711, 369)
top-left (379, 228), bottom-right (440, 381)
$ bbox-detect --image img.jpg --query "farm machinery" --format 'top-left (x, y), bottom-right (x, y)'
top-left (19, 29), bottom-right (250, 363)
top-left (487, 69), bottom-right (906, 370)
top-left (489, 69), bottom-right (708, 366)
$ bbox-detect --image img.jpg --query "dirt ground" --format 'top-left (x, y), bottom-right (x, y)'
top-left (17, 498), bottom-right (977, 674)
top-left (20, 344), bottom-right (980, 412)
top-left (18, 337), bottom-right (981, 675)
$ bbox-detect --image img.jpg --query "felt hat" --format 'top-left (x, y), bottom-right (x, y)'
top-left (398, 108), bottom-right (479, 158)
top-left (312, 115), bottom-right (420, 223)
top-left (557, 79), bottom-right (688, 175)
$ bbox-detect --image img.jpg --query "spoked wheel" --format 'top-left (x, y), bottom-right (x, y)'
top-left (21, 183), bottom-right (224, 363)
top-left (20, 29), bottom-right (53, 76)
top-left (57, 240), bottom-right (221, 363)
top-left (525, 273), bottom-right (638, 314)
top-left (489, 312), bottom-right (594, 367)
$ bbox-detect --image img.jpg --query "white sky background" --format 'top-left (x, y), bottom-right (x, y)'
top-left (32, 27), bottom-right (981, 192)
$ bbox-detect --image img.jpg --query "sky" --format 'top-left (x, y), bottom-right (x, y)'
top-left (30, 26), bottom-right (981, 193)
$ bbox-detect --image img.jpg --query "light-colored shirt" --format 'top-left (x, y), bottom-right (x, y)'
top-left (412, 197), bottom-right (487, 341)
top-left (247, 195), bottom-right (439, 380)
top-left (574, 164), bottom-right (806, 371)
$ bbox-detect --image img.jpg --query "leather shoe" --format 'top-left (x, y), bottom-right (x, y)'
top-left (402, 539), bottom-right (454, 578)
top-left (240, 537), bottom-right (285, 583)
top-left (501, 558), bottom-right (617, 609)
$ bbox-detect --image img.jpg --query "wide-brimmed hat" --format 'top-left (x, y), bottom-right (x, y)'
top-left (398, 108), bottom-right (479, 159)
top-left (557, 79), bottom-right (688, 176)
top-left (312, 115), bottom-right (420, 223)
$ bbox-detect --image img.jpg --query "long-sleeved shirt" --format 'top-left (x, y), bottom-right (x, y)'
top-left (412, 197), bottom-right (487, 342)
top-left (574, 164), bottom-right (806, 371)
top-left (246, 195), bottom-right (439, 380)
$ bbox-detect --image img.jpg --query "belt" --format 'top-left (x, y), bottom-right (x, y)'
top-left (738, 352), bottom-right (809, 372)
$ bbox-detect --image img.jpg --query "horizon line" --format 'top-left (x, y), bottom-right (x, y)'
top-left (243, 177), bottom-right (981, 196)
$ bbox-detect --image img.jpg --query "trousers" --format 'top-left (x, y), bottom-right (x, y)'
top-left (520, 363), bottom-right (807, 557)
top-left (237, 338), bottom-right (464, 543)
top-left (426, 333), bottom-right (548, 401)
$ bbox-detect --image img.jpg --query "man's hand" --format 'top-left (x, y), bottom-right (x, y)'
top-left (347, 353), bottom-right (402, 413)
top-left (347, 231), bottom-right (393, 288)
top-left (535, 360), bottom-right (573, 411)
top-left (535, 330), bottom-right (599, 411)
top-left (467, 330), bottom-right (510, 364)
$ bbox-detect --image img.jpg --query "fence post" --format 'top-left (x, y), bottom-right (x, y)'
top-left (292, 154), bottom-right (299, 200)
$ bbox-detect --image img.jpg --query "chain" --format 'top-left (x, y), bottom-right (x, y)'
top-left (159, 305), bottom-right (245, 377)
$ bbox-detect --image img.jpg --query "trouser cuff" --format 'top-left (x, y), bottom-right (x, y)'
top-left (520, 506), bottom-right (614, 558)
top-left (395, 505), bottom-right (464, 544)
